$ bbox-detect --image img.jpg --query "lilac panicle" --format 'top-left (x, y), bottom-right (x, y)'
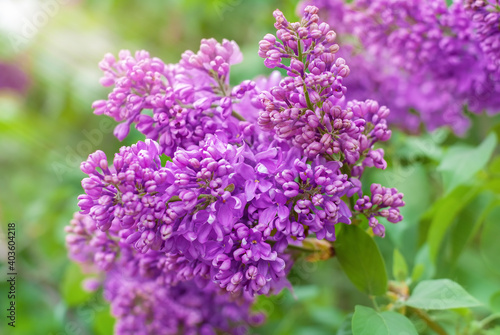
top-left (300, 0), bottom-right (500, 134)
top-left (354, 184), bottom-right (405, 237)
top-left (67, 5), bottom-right (408, 334)
top-left (67, 212), bottom-right (262, 335)
top-left (92, 41), bottom-right (257, 156)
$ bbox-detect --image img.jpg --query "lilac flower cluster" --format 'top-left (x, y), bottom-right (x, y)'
top-left (300, 0), bottom-right (500, 134)
top-left (258, 7), bottom-right (391, 175)
top-left (67, 6), bottom-right (405, 334)
top-left (66, 212), bottom-right (262, 335)
top-left (92, 40), bottom-right (256, 155)
top-left (466, 0), bottom-right (500, 78)
top-left (354, 184), bottom-right (404, 237)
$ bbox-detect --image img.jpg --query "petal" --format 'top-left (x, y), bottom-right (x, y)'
top-left (257, 260), bottom-right (269, 277)
top-left (213, 222), bottom-right (225, 242)
top-left (245, 180), bottom-right (258, 201)
top-left (257, 180), bottom-right (273, 193)
top-left (204, 241), bottom-right (222, 259)
top-left (255, 147), bottom-right (277, 161)
top-left (259, 206), bottom-right (278, 225)
top-left (338, 200), bottom-right (352, 220)
top-left (217, 204), bottom-right (233, 230)
top-left (255, 163), bottom-right (269, 174)
top-left (113, 122), bottom-right (131, 141)
top-left (197, 223), bottom-right (213, 244)
top-left (277, 204), bottom-right (290, 221)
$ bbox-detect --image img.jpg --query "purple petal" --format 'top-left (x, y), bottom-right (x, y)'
top-left (277, 204), bottom-right (290, 221)
top-left (113, 122), bottom-right (131, 141)
top-left (245, 180), bottom-right (258, 201)
top-left (217, 204), bottom-right (233, 230)
top-left (259, 206), bottom-right (278, 225)
top-left (258, 180), bottom-right (273, 193)
top-left (197, 223), bottom-right (213, 244)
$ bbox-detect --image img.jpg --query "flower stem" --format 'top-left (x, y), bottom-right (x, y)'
top-left (370, 295), bottom-right (381, 311)
top-left (478, 312), bottom-right (500, 329)
top-left (297, 39), bottom-right (314, 111)
top-left (231, 110), bottom-right (246, 121)
top-left (287, 244), bottom-right (317, 253)
top-left (408, 307), bottom-right (448, 335)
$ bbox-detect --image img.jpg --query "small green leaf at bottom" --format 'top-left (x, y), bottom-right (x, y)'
top-left (352, 305), bottom-right (418, 335)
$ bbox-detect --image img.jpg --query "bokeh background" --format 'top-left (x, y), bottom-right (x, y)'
top-left (0, 0), bottom-right (499, 334)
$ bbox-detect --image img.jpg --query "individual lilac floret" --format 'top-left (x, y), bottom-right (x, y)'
top-left (354, 184), bottom-right (405, 237)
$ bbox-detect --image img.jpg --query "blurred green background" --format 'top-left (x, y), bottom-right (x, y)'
top-left (0, 1), bottom-right (499, 334)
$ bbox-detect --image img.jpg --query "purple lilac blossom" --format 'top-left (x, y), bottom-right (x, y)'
top-left (300, 0), bottom-right (500, 134)
top-left (92, 40), bottom-right (253, 155)
top-left (67, 212), bottom-right (262, 335)
top-left (67, 7), bottom-right (405, 334)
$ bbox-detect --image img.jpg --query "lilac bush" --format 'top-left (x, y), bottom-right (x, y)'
top-left (66, 5), bottom-right (406, 334)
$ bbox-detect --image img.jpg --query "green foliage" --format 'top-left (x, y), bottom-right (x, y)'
top-left (61, 263), bottom-right (93, 307)
top-left (437, 132), bottom-right (497, 194)
top-left (352, 306), bottom-right (418, 335)
top-left (405, 279), bottom-right (481, 310)
top-left (392, 249), bottom-right (408, 282)
top-left (336, 225), bottom-right (388, 296)
top-left (426, 184), bottom-right (480, 263)
top-left (480, 207), bottom-right (500, 276)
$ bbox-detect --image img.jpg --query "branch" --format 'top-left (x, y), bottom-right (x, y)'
top-left (408, 307), bottom-right (448, 335)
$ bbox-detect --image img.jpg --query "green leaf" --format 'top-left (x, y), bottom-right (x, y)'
top-left (489, 291), bottom-right (500, 313)
top-left (437, 132), bottom-right (497, 194)
top-left (449, 193), bottom-right (495, 263)
top-left (410, 246), bottom-right (434, 284)
top-left (336, 224), bottom-right (388, 296)
top-left (480, 206), bottom-right (500, 275)
top-left (94, 305), bottom-right (115, 335)
top-left (405, 279), bottom-right (481, 310)
top-left (61, 262), bottom-right (93, 307)
top-left (488, 155), bottom-right (500, 175)
top-left (352, 305), bottom-right (418, 335)
top-left (160, 154), bottom-right (172, 165)
top-left (337, 313), bottom-right (354, 335)
top-left (485, 327), bottom-right (500, 335)
top-left (427, 185), bottom-right (480, 263)
top-left (392, 249), bottom-right (408, 282)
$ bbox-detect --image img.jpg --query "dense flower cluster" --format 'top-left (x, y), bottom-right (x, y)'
top-left (67, 6), bottom-right (405, 334)
top-left (466, 0), bottom-right (500, 78)
top-left (300, 0), bottom-right (500, 134)
top-left (92, 40), bottom-right (258, 155)
top-left (66, 212), bottom-right (262, 335)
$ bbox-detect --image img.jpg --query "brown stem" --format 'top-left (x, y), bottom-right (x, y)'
top-left (409, 307), bottom-right (448, 335)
